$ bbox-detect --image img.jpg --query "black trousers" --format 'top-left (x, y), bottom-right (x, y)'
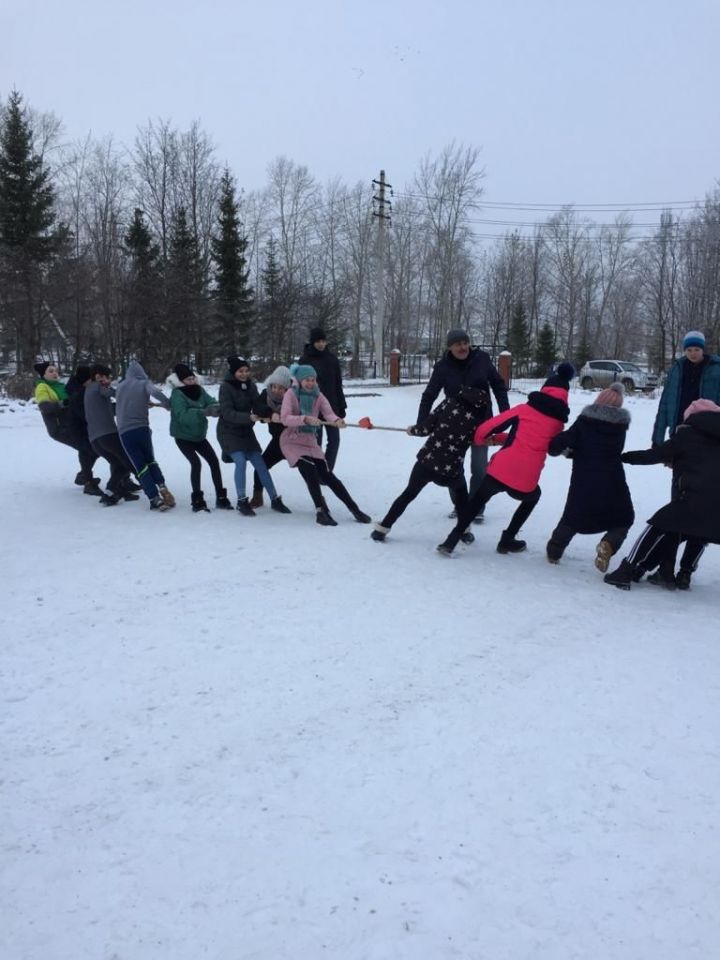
top-left (296, 456), bottom-right (358, 512)
top-left (444, 475), bottom-right (541, 551)
top-left (44, 413), bottom-right (98, 481)
top-left (626, 526), bottom-right (681, 576)
top-left (252, 436), bottom-right (285, 494)
top-left (92, 433), bottom-right (134, 493)
top-left (547, 520), bottom-right (630, 558)
top-left (175, 438), bottom-right (224, 495)
top-left (381, 462), bottom-right (469, 530)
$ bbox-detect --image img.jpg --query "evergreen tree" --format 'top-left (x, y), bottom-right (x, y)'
top-left (574, 328), bottom-right (593, 370)
top-left (210, 169), bottom-right (254, 356)
top-left (506, 300), bottom-right (532, 376)
top-left (534, 321), bottom-right (557, 376)
top-left (256, 236), bottom-right (296, 359)
top-left (122, 207), bottom-right (164, 373)
top-left (167, 205), bottom-right (203, 365)
top-left (0, 90), bottom-right (60, 369)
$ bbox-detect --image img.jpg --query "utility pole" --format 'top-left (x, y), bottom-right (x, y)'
top-left (372, 170), bottom-right (392, 378)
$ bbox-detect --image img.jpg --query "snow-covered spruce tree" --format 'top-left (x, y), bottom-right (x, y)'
top-left (121, 207), bottom-right (165, 375)
top-left (534, 320), bottom-right (557, 376)
top-left (167, 205), bottom-right (205, 367)
top-left (0, 90), bottom-right (62, 370)
top-left (210, 169), bottom-right (254, 358)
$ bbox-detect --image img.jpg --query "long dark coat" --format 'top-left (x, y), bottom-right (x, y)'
top-left (216, 374), bottom-right (264, 455)
top-left (299, 343), bottom-right (347, 417)
top-left (417, 348), bottom-right (509, 425)
top-left (623, 410), bottom-right (720, 543)
top-left (550, 404), bottom-right (634, 532)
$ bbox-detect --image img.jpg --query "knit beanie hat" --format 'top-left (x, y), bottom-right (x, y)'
top-left (293, 364), bottom-right (317, 382)
top-left (542, 361), bottom-right (575, 392)
top-left (34, 361), bottom-right (51, 377)
top-left (310, 327), bottom-right (327, 343)
top-left (682, 330), bottom-right (705, 350)
top-left (446, 328), bottom-right (469, 347)
top-left (175, 362), bottom-right (194, 381)
top-left (90, 363), bottom-right (112, 378)
top-left (227, 356), bottom-right (250, 374)
top-left (265, 365), bottom-right (292, 390)
top-left (683, 398), bottom-right (720, 420)
top-left (595, 381), bottom-right (624, 408)
top-left (74, 364), bottom-right (92, 384)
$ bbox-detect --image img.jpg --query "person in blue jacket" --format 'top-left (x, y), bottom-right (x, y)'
top-left (417, 329), bottom-right (509, 520)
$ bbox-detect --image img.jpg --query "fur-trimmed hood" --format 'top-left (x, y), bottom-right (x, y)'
top-left (167, 371), bottom-right (206, 389)
top-left (580, 404), bottom-right (631, 425)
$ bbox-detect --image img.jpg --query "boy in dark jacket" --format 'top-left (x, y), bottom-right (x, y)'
top-left (546, 382), bottom-right (634, 571)
top-left (605, 398), bottom-right (720, 590)
top-left (370, 386), bottom-right (489, 543)
top-left (299, 328), bottom-right (347, 471)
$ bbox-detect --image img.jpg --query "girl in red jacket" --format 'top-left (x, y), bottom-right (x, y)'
top-left (437, 363), bottom-right (574, 556)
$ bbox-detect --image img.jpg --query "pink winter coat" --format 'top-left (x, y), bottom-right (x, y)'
top-left (474, 386), bottom-right (569, 493)
top-left (279, 388), bottom-right (342, 466)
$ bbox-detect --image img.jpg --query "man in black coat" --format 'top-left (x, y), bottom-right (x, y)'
top-left (299, 327), bottom-right (347, 471)
top-left (417, 329), bottom-right (509, 519)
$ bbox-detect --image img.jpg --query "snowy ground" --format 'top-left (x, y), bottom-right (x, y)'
top-left (2, 383), bottom-right (718, 960)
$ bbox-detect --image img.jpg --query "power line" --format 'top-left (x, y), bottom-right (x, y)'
top-left (393, 190), bottom-right (703, 213)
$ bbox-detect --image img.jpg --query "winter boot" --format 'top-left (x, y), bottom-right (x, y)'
top-left (150, 495), bottom-right (170, 512)
top-left (675, 569), bottom-right (692, 590)
top-left (83, 478), bottom-right (103, 497)
top-left (74, 470), bottom-right (87, 486)
top-left (121, 490), bottom-right (140, 501)
top-left (125, 479), bottom-right (143, 493)
top-left (436, 539), bottom-right (455, 557)
top-left (191, 491), bottom-right (210, 513)
top-left (603, 559), bottom-right (634, 590)
top-left (371, 523), bottom-right (390, 543)
top-left (215, 488), bottom-right (233, 510)
top-left (270, 496), bottom-right (292, 514)
top-left (249, 490), bottom-right (264, 509)
top-left (99, 491), bottom-right (120, 506)
top-left (546, 543), bottom-right (562, 564)
top-left (647, 570), bottom-right (677, 591)
top-left (159, 485), bottom-right (176, 508)
top-left (316, 499), bottom-right (337, 526)
top-left (497, 530), bottom-right (527, 554)
top-left (460, 529), bottom-right (475, 545)
top-left (350, 507), bottom-right (372, 524)
top-left (236, 497), bottom-right (256, 517)
top-left (594, 539), bottom-right (614, 572)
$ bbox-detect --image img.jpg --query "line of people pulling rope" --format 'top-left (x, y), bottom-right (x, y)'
top-left (33, 327), bottom-right (720, 592)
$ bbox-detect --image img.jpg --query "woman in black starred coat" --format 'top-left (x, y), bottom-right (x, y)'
top-left (546, 382), bottom-right (634, 570)
top-left (371, 386), bottom-right (489, 542)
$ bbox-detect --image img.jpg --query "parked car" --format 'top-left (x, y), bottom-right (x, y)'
top-left (579, 360), bottom-right (658, 393)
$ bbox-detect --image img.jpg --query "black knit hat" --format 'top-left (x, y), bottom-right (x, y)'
top-left (175, 363), bottom-right (194, 381)
top-left (446, 329), bottom-right (469, 347)
top-left (34, 361), bottom-right (51, 377)
top-left (310, 327), bottom-right (327, 343)
top-left (227, 355), bottom-right (250, 374)
top-left (74, 365), bottom-right (92, 384)
top-left (90, 363), bottom-right (112, 378)
top-left (543, 361), bottom-right (575, 391)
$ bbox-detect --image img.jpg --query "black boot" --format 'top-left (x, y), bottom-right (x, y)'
top-left (99, 491), bottom-right (121, 506)
top-left (271, 496), bottom-right (292, 514)
top-left (83, 478), bottom-right (103, 497)
top-left (351, 508), bottom-right (372, 523)
top-left (75, 470), bottom-right (87, 486)
top-left (497, 530), bottom-right (527, 554)
top-left (125, 479), bottom-right (143, 493)
top-left (215, 488), bottom-right (233, 510)
top-left (371, 523), bottom-right (389, 542)
top-left (316, 499), bottom-right (337, 526)
top-left (675, 569), bottom-right (692, 590)
top-left (460, 530), bottom-right (475, 545)
top-left (647, 561), bottom-right (677, 591)
top-left (191, 491), bottom-right (210, 513)
top-left (604, 559), bottom-right (635, 590)
top-left (236, 497), bottom-right (256, 517)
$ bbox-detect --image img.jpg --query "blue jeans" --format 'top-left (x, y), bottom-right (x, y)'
top-left (231, 450), bottom-right (277, 500)
top-left (120, 427), bottom-right (164, 500)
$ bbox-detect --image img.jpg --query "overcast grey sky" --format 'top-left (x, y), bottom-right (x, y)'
top-left (3, 0), bottom-right (719, 226)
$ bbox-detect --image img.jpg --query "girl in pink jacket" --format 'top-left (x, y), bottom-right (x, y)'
top-left (437, 363), bottom-right (573, 556)
top-left (280, 364), bottom-right (371, 526)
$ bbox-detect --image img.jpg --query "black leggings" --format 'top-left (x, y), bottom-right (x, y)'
top-left (296, 456), bottom-right (359, 512)
top-left (175, 438), bottom-right (224, 495)
top-left (252, 436), bottom-right (285, 494)
top-left (444, 475), bottom-right (541, 550)
top-left (381, 462), bottom-right (468, 529)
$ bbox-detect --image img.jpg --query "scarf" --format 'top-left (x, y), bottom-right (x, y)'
top-left (180, 383), bottom-right (202, 401)
top-left (293, 384), bottom-right (320, 433)
top-left (39, 378), bottom-right (68, 402)
top-left (265, 390), bottom-right (283, 414)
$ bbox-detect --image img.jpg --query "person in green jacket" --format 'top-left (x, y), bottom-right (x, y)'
top-left (169, 363), bottom-right (232, 512)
